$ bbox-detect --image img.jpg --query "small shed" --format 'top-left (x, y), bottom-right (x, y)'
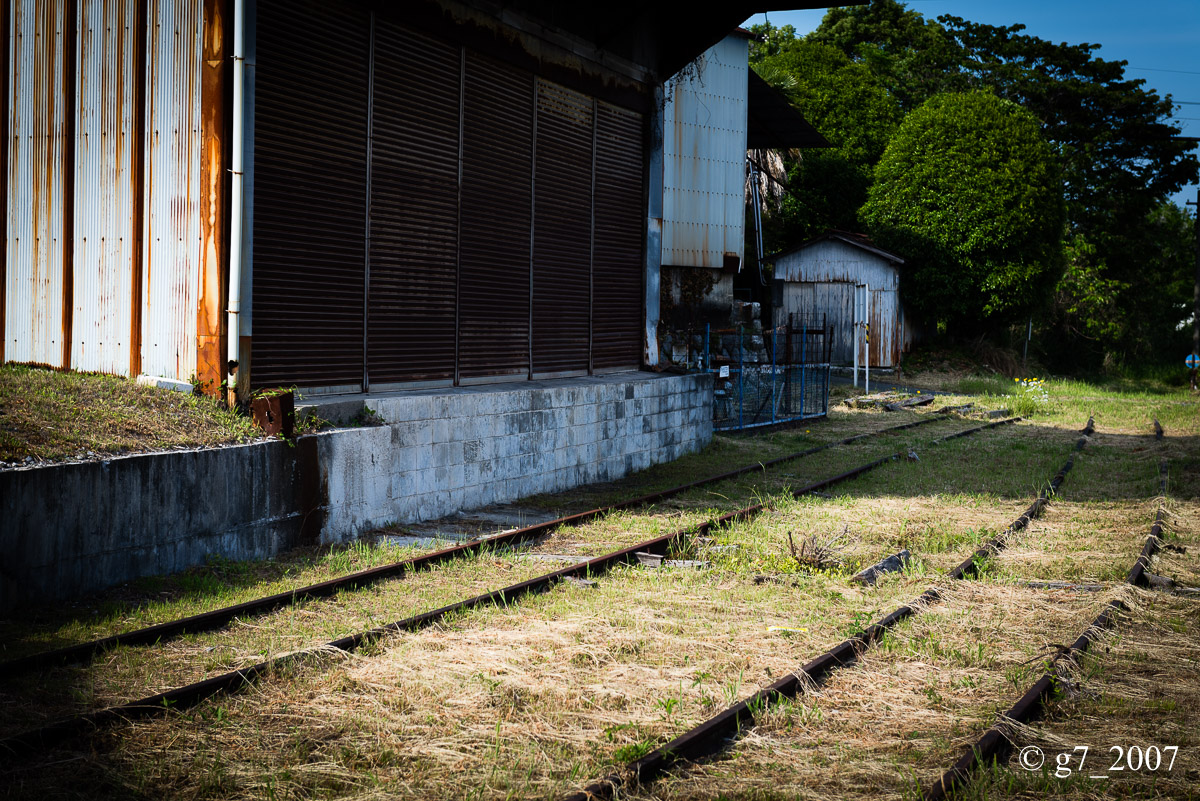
top-left (769, 232), bottom-right (915, 368)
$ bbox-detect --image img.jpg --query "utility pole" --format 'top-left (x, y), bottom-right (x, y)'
top-left (1191, 189), bottom-right (1199, 390)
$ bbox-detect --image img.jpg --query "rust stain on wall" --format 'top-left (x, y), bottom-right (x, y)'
top-left (196, 0), bottom-right (226, 394)
top-left (129, 0), bottom-right (146, 377)
top-left (60, 0), bottom-right (75, 370)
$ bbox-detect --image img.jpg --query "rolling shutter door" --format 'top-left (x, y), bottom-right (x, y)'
top-left (592, 102), bottom-right (644, 370)
top-left (368, 23), bottom-right (459, 386)
top-left (252, 0), bottom-right (368, 391)
top-left (458, 52), bottom-right (532, 382)
top-left (531, 80), bottom-right (591, 376)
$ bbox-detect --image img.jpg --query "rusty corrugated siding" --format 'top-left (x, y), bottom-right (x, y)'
top-left (140, 0), bottom-right (201, 382)
top-left (72, 0), bottom-right (137, 374)
top-left (195, 0), bottom-right (226, 393)
top-left (775, 240), bottom-right (907, 368)
top-left (6, 0), bottom-right (70, 367)
top-left (661, 35), bottom-right (747, 270)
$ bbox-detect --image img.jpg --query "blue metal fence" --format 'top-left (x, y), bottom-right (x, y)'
top-left (706, 314), bottom-right (831, 431)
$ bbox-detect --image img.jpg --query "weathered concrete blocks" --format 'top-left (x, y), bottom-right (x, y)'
top-left (2, 372), bottom-right (713, 608)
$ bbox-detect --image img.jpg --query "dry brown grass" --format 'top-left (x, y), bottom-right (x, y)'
top-left (0, 364), bottom-right (259, 463)
top-left (2, 392), bottom-right (1197, 801)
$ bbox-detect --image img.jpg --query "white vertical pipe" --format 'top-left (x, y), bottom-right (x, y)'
top-left (852, 284), bottom-right (859, 388)
top-left (865, 282), bottom-right (870, 395)
top-left (226, 0), bottom-right (246, 400)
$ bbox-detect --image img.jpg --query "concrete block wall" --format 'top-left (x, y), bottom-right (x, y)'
top-left (319, 372), bottom-right (713, 534)
top-left (1, 372), bottom-right (712, 609)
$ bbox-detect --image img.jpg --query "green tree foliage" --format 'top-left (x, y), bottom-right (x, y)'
top-left (749, 28), bottom-right (901, 246)
top-left (861, 92), bottom-right (1066, 329)
top-left (1050, 204), bottom-right (1195, 369)
top-left (808, 1), bottom-right (964, 110)
top-left (797, 0), bottom-right (1198, 364)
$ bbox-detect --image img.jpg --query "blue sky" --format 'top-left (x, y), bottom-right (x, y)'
top-left (742, 1), bottom-right (1200, 210)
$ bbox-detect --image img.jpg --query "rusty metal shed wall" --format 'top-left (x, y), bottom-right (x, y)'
top-left (72, 0), bottom-right (137, 374)
top-left (661, 35), bottom-right (747, 270)
top-left (773, 240), bottom-right (905, 368)
top-left (6, 0), bottom-right (70, 367)
top-left (140, 0), bottom-right (201, 382)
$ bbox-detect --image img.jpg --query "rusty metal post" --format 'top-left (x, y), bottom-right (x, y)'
top-left (128, 0), bottom-right (147, 378)
top-left (197, 0), bottom-right (229, 395)
top-left (61, 0), bottom-right (77, 371)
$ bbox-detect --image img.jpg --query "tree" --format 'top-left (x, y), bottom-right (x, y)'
top-left (809, 0), bottom-right (1198, 363)
top-left (861, 92), bottom-right (1066, 329)
top-left (808, 0), bottom-right (964, 110)
top-left (749, 30), bottom-right (901, 247)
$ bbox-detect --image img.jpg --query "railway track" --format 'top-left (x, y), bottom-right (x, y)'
top-left (924, 423), bottom-right (1172, 800)
top-left (564, 417), bottom-right (1095, 800)
top-left (0, 415), bottom-right (1020, 759)
top-left (0, 410), bottom-right (966, 679)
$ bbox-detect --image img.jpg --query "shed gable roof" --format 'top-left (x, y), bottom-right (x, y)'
top-left (767, 230), bottom-right (905, 266)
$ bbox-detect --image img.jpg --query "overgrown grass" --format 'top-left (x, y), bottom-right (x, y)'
top-left (0, 377), bottom-right (1196, 800)
top-left (0, 364), bottom-right (259, 462)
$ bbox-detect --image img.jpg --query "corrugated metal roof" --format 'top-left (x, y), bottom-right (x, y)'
top-left (768, 230), bottom-right (905, 267)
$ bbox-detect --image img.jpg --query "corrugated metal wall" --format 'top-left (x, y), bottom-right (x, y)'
top-left (4, 0), bottom-right (204, 381)
top-left (778, 282), bottom-right (902, 368)
top-left (6, 0), bottom-right (71, 367)
top-left (141, 0), bottom-right (202, 381)
top-left (73, 0), bottom-right (137, 374)
top-left (661, 35), bottom-right (747, 270)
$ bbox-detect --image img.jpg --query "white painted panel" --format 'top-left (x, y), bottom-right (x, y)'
top-left (661, 35), bottom-right (747, 269)
top-left (73, 0), bottom-right (138, 374)
top-left (141, 0), bottom-right (201, 381)
top-left (6, 0), bottom-right (69, 367)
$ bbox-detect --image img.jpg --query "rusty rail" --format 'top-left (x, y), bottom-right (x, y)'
top-left (924, 423), bottom-right (1163, 801)
top-left (564, 417), bottom-right (1091, 801)
top-left (923, 601), bottom-right (1126, 801)
top-left (0, 413), bottom-right (962, 678)
top-left (0, 419), bottom-right (1016, 759)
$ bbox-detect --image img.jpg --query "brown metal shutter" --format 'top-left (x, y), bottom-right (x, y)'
top-left (251, 0), bottom-right (368, 391)
top-left (531, 80), bottom-right (591, 376)
top-left (457, 52), bottom-right (533, 382)
top-left (592, 102), bottom-right (645, 370)
top-left (368, 22), bottom-right (459, 387)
